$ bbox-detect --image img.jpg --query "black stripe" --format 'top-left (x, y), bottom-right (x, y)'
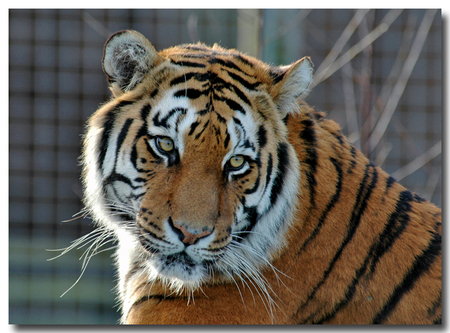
top-left (138, 237), bottom-right (160, 254)
top-left (194, 120), bottom-right (210, 140)
top-left (257, 125), bottom-right (267, 149)
top-left (149, 88), bottom-right (159, 98)
top-left (315, 190), bottom-right (414, 324)
top-left (132, 294), bottom-right (168, 308)
top-left (232, 54), bottom-right (253, 68)
top-left (297, 157), bottom-right (343, 255)
top-left (224, 131), bottom-right (230, 149)
top-left (348, 146), bottom-right (357, 174)
top-left (116, 119), bottom-right (133, 157)
top-left (368, 190), bottom-right (414, 274)
top-left (174, 88), bottom-right (206, 99)
top-left (131, 144), bottom-right (139, 170)
top-left (108, 117), bottom-right (134, 184)
top-left (171, 59), bottom-right (207, 68)
top-left (175, 52), bottom-right (210, 60)
top-left (299, 118), bottom-right (316, 143)
top-left (136, 105), bottom-right (151, 142)
top-left (238, 206), bottom-right (259, 237)
top-left (103, 172), bottom-right (138, 189)
top-left (170, 72), bottom-right (209, 86)
top-left (243, 169), bottom-right (260, 195)
top-left (208, 57), bottom-right (252, 77)
top-left (182, 44), bottom-right (211, 51)
top-left (225, 70), bottom-right (260, 91)
top-left (331, 131), bottom-right (345, 146)
top-left (232, 117), bottom-right (244, 133)
top-left (259, 153), bottom-right (274, 208)
top-left (230, 83), bottom-right (252, 107)
top-left (413, 193), bottom-right (426, 203)
top-left (152, 107), bottom-right (187, 128)
top-left (208, 72), bottom-right (253, 107)
top-left (98, 100), bottom-right (133, 172)
top-left (188, 121), bottom-right (201, 136)
top-left (298, 163), bottom-right (378, 322)
top-left (385, 176), bottom-right (396, 193)
top-left (269, 66), bottom-right (286, 85)
top-left (224, 98), bottom-right (245, 114)
top-left (140, 103), bottom-right (151, 121)
top-left (144, 138), bottom-right (163, 163)
top-left (216, 112), bottom-right (227, 124)
top-left (299, 117), bottom-right (318, 207)
top-left (372, 231), bottom-right (441, 324)
top-left (269, 143), bottom-right (290, 207)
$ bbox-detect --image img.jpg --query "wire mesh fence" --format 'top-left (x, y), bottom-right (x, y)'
top-left (9, 9), bottom-right (441, 324)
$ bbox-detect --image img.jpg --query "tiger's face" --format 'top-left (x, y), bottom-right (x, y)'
top-left (82, 30), bottom-right (312, 295)
top-left (130, 89), bottom-right (278, 286)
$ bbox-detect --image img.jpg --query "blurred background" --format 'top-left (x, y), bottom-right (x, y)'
top-left (9, 9), bottom-right (442, 324)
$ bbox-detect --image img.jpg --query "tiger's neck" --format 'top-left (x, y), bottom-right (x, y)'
top-left (283, 105), bottom-right (386, 260)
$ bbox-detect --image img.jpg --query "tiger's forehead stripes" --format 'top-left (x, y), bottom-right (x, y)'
top-left (164, 45), bottom-right (258, 78)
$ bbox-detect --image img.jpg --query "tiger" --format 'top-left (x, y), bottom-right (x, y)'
top-left (80, 30), bottom-right (441, 325)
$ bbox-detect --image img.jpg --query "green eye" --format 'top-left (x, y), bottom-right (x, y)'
top-left (229, 155), bottom-right (245, 169)
top-left (157, 137), bottom-right (174, 152)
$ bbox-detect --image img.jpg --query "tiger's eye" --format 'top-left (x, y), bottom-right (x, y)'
top-left (158, 137), bottom-right (174, 152)
top-left (229, 155), bottom-right (245, 168)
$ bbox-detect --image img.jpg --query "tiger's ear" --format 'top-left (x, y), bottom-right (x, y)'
top-left (102, 30), bottom-right (163, 93)
top-left (269, 57), bottom-right (314, 116)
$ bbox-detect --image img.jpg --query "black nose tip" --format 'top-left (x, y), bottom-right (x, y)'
top-left (168, 218), bottom-right (213, 246)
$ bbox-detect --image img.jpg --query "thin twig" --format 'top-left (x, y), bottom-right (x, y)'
top-left (341, 61), bottom-right (359, 148)
top-left (374, 142), bottom-right (393, 166)
top-left (314, 9), bottom-right (403, 85)
top-left (391, 141), bottom-right (441, 181)
top-left (314, 9), bottom-right (370, 83)
top-left (368, 9), bottom-right (438, 151)
top-left (83, 11), bottom-right (112, 38)
top-left (362, 11), bottom-right (417, 135)
top-left (358, 12), bottom-right (375, 158)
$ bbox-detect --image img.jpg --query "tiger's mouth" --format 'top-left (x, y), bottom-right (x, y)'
top-left (137, 232), bottom-right (222, 286)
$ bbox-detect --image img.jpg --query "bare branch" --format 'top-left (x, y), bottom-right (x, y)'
top-left (83, 11), bottom-right (112, 38)
top-left (314, 9), bottom-right (403, 85)
top-left (314, 9), bottom-right (370, 82)
top-left (391, 141), bottom-right (441, 181)
top-left (374, 142), bottom-right (393, 167)
top-left (362, 11), bottom-right (417, 134)
top-left (341, 61), bottom-right (360, 148)
top-left (368, 9), bottom-right (438, 150)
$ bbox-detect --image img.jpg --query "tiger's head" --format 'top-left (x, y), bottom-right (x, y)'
top-left (82, 30), bottom-right (313, 299)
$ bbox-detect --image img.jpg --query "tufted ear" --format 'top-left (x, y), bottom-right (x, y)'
top-left (102, 30), bottom-right (163, 93)
top-left (269, 56), bottom-right (314, 116)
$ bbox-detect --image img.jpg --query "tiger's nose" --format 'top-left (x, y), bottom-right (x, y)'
top-left (168, 218), bottom-right (213, 246)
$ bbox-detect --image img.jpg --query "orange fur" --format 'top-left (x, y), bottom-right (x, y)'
top-left (82, 30), bottom-right (441, 325)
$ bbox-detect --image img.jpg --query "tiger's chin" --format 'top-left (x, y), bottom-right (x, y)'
top-left (138, 250), bottom-right (213, 295)
top-left (155, 253), bottom-right (207, 284)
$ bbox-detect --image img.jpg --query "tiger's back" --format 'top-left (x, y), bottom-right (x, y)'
top-left (81, 30), bottom-right (441, 324)
top-left (283, 108), bottom-right (441, 324)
